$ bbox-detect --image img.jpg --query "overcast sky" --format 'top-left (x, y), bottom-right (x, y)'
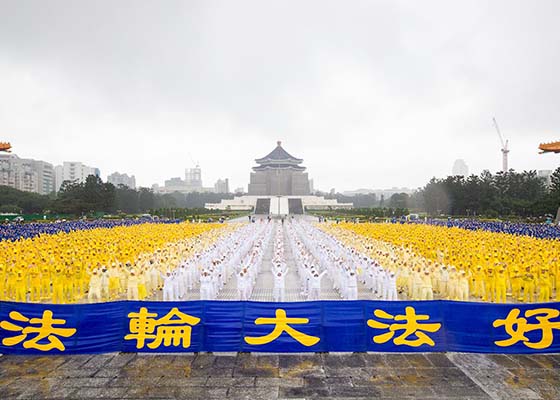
top-left (1, 0), bottom-right (559, 192)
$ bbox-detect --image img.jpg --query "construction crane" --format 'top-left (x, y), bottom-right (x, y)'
top-left (0, 142), bottom-right (11, 152)
top-left (492, 117), bottom-right (509, 173)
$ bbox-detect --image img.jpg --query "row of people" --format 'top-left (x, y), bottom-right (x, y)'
top-left (286, 221), bottom-right (328, 300)
top-left (271, 223), bottom-right (289, 302)
top-left (235, 222), bottom-right (274, 300)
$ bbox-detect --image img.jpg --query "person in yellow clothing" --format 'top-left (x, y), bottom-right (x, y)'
top-left (138, 269), bottom-right (147, 300)
top-left (28, 263), bottom-right (42, 302)
top-left (537, 267), bottom-right (551, 303)
top-left (556, 264), bottom-right (560, 301)
top-left (439, 265), bottom-right (450, 298)
top-left (14, 267), bottom-right (27, 302)
top-left (522, 267), bottom-right (535, 303)
top-left (52, 267), bottom-right (65, 304)
top-left (63, 266), bottom-right (75, 303)
top-left (6, 266), bottom-right (17, 300)
top-left (40, 264), bottom-right (51, 300)
top-left (509, 265), bottom-right (522, 301)
top-left (411, 267), bottom-right (423, 299)
top-left (99, 265), bottom-right (110, 301)
top-left (484, 265), bottom-right (496, 302)
top-left (457, 270), bottom-right (470, 301)
top-left (108, 263), bottom-right (121, 300)
top-left (126, 269), bottom-right (139, 300)
top-left (419, 270), bottom-right (434, 300)
top-left (447, 267), bottom-right (459, 300)
top-left (119, 261), bottom-right (129, 294)
top-left (494, 268), bottom-right (508, 303)
top-left (74, 261), bottom-right (86, 300)
top-left (87, 268), bottom-right (102, 302)
top-left (472, 266), bottom-right (485, 300)
top-left (0, 263), bottom-right (5, 300)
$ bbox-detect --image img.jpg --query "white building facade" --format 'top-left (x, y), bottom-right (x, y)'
top-left (214, 178), bottom-right (230, 193)
top-left (55, 161), bottom-right (100, 191)
top-left (107, 172), bottom-right (136, 189)
top-left (0, 154), bottom-right (55, 195)
top-left (154, 165), bottom-right (215, 194)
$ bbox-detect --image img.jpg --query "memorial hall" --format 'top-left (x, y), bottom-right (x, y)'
top-left (206, 141), bottom-right (352, 214)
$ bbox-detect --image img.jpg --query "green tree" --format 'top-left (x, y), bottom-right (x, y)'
top-left (389, 193), bottom-right (409, 209)
top-left (138, 188), bottom-right (155, 212)
top-left (115, 185), bottom-right (140, 213)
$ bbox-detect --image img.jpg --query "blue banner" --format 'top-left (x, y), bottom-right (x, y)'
top-left (0, 300), bottom-right (558, 354)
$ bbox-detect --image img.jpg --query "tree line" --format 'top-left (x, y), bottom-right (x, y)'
top-left (0, 175), bottom-right (234, 215)
top-left (395, 167), bottom-right (560, 218)
top-left (2, 168), bottom-right (559, 219)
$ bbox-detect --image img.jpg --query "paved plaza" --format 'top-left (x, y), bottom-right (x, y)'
top-left (1, 352), bottom-right (559, 399)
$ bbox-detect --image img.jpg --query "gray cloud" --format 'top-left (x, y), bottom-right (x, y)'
top-left (1, 0), bottom-right (559, 191)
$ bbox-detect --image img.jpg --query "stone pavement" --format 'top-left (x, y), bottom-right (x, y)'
top-left (1, 352), bottom-right (559, 400)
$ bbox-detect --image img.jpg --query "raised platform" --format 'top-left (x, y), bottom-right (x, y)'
top-left (205, 195), bottom-right (352, 215)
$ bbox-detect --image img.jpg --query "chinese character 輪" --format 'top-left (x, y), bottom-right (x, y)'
top-left (124, 307), bottom-right (201, 349)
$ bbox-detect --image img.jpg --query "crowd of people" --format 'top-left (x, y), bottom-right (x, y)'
top-left (154, 221), bottom-right (273, 301)
top-left (0, 222), bottom-right (225, 303)
top-left (0, 218), bottom-right (181, 242)
top-left (2, 213), bottom-right (558, 304)
top-left (409, 218), bottom-right (560, 240)
top-left (288, 221), bottom-right (403, 301)
top-left (330, 222), bottom-right (559, 303)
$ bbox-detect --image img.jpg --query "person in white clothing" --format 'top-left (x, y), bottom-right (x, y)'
top-left (383, 271), bottom-right (398, 301)
top-left (161, 271), bottom-right (175, 301)
top-left (273, 268), bottom-right (289, 302)
top-left (308, 270), bottom-right (327, 300)
top-left (200, 271), bottom-right (213, 300)
top-left (237, 271), bottom-right (249, 300)
top-left (346, 271), bottom-right (358, 300)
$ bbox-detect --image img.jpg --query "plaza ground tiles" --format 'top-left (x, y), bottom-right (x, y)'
top-left (1, 352), bottom-right (560, 399)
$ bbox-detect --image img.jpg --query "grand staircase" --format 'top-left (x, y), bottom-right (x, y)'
top-left (288, 198), bottom-right (304, 214)
top-left (255, 198), bottom-right (271, 214)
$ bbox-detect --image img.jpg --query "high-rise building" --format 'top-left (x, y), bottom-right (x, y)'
top-left (34, 160), bottom-right (55, 195)
top-left (0, 154), bottom-right (54, 195)
top-left (214, 178), bottom-right (230, 193)
top-left (55, 161), bottom-right (100, 191)
top-left (155, 165), bottom-right (207, 194)
top-left (452, 159), bottom-right (469, 177)
top-left (185, 165), bottom-right (202, 191)
top-left (107, 172), bottom-right (136, 189)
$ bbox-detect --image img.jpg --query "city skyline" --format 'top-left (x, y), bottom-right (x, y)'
top-left (1, 1), bottom-right (559, 192)
top-left (2, 145), bottom-right (557, 196)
